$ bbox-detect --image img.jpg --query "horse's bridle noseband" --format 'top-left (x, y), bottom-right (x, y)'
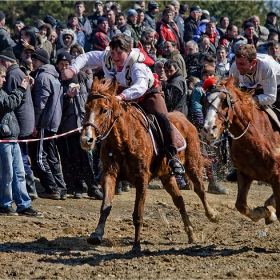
top-left (83, 94), bottom-right (121, 142)
top-left (205, 85), bottom-right (250, 140)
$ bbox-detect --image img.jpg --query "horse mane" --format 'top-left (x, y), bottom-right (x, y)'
top-left (88, 78), bottom-right (116, 100)
top-left (218, 77), bottom-right (257, 122)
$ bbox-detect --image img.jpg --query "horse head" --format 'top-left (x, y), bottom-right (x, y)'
top-left (80, 76), bottom-right (119, 151)
top-left (202, 75), bottom-right (237, 142)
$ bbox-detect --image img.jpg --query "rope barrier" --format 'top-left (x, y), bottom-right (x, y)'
top-left (0, 127), bottom-right (83, 143)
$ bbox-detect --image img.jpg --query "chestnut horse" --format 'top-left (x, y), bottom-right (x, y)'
top-left (80, 77), bottom-right (219, 251)
top-left (203, 75), bottom-right (279, 224)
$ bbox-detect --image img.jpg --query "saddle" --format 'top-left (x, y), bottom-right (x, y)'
top-left (131, 104), bottom-right (187, 156)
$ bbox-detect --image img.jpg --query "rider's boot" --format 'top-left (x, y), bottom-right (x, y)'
top-left (207, 161), bottom-right (229, 195)
top-left (155, 111), bottom-right (185, 176)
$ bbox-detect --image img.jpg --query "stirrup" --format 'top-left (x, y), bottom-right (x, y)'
top-left (168, 158), bottom-right (185, 176)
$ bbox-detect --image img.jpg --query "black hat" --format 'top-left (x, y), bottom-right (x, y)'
top-left (0, 47), bottom-right (16, 62)
top-left (97, 17), bottom-right (108, 25)
top-left (267, 11), bottom-right (277, 18)
top-left (31, 49), bottom-right (50, 64)
top-left (43, 14), bottom-right (56, 27)
top-left (190, 5), bottom-right (200, 13)
top-left (95, 0), bottom-right (103, 6)
top-left (56, 52), bottom-right (72, 64)
top-left (57, 21), bottom-right (67, 30)
top-left (244, 22), bottom-right (255, 30)
top-left (148, 1), bottom-right (159, 11)
top-left (0, 11), bottom-right (5, 22)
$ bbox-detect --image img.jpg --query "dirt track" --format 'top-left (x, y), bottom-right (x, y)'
top-left (1, 180), bottom-right (280, 279)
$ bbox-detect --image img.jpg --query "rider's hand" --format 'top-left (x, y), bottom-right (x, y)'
top-left (252, 95), bottom-right (259, 103)
top-left (61, 69), bottom-right (75, 81)
top-left (116, 95), bottom-right (122, 101)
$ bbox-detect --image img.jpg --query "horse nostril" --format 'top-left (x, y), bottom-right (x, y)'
top-left (212, 125), bottom-right (217, 130)
top-left (87, 138), bottom-right (93, 143)
top-left (204, 127), bottom-right (208, 133)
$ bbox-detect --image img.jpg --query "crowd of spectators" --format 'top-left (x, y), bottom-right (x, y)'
top-left (0, 0), bottom-right (279, 215)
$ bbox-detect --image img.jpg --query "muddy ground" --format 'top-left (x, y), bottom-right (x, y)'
top-left (1, 180), bottom-right (280, 279)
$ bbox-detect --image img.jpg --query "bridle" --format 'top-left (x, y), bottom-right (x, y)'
top-left (205, 85), bottom-right (250, 140)
top-left (83, 94), bottom-right (121, 142)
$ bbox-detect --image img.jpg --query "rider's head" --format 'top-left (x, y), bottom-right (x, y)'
top-left (109, 34), bottom-right (132, 67)
top-left (235, 44), bottom-right (256, 63)
top-left (109, 33), bottom-right (132, 52)
top-left (234, 44), bottom-right (257, 75)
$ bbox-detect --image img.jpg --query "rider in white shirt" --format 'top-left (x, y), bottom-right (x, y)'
top-left (61, 33), bottom-right (185, 176)
top-left (230, 43), bottom-right (280, 106)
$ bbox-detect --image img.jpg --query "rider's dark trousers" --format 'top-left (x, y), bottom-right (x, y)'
top-left (139, 92), bottom-right (178, 151)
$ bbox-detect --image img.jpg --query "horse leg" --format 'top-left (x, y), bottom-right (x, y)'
top-left (264, 194), bottom-right (277, 225)
top-left (235, 172), bottom-right (272, 222)
top-left (132, 181), bottom-right (148, 251)
top-left (87, 175), bottom-right (116, 245)
top-left (160, 174), bottom-right (197, 244)
top-left (186, 166), bottom-right (219, 223)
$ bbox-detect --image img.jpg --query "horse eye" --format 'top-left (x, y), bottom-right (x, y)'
top-left (101, 108), bottom-right (108, 114)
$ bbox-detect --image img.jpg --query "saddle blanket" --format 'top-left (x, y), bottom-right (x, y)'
top-left (262, 105), bottom-right (280, 130)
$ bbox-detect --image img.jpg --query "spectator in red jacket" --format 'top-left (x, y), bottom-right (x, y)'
top-left (90, 17), bottom-right (110, 50)
top-left (156, 8), bottom-right (185, 55)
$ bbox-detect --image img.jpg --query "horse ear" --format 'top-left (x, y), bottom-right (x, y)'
top-left (226, 74), bottom-right (234, 88)
top-left (90, 77), bottom-right (99, 95)
top-left (109, 79), bottom-right (119, 95)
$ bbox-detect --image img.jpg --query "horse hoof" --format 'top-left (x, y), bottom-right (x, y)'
top-left (131, 242), bottom-right (141, 253)
top-left (265, 212), bottom-right (277, 225)
top-left (87, 233), bottom-right (102, 245)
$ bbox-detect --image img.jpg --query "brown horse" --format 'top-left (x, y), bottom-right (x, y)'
top-left (203, 75), bottom-right (279, 224)
top-left (80, 77), bottom-right (219, 251)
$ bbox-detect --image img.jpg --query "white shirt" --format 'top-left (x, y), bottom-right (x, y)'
top-left (229, 54), bottom-right (280, 106)
top-left (70, 48), bottom-right (153, 100)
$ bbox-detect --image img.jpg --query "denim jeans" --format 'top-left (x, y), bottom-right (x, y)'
top-left (0, 143), bottom-right (31, 212)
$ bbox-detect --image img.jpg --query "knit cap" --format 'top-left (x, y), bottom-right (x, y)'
top-left (31, 49), bottom-right (50, 64)
top-left (0, 47), bottom-right (16, 62)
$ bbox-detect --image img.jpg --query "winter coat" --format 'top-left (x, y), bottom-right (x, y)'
top-left (184, 53), bottom-right (201, 78)
top-left (60, 72), bottom-right (92, 134)
top-left (264, 20), bottom-right (280, 35)
top-left (56, 29), bottom-right (77, 56)
top-left (88, 12), bottom-right (103, 30)
top-left (0, 87), bottom-right (25, 140)
top-left (184, 16), bottom-right (199, 43)
top-left (127, 21), bottom-right (141, 47)
top-left (143, 11), bottom-right (156, 30)
top-left (166, 50), bottom-right (187, 78)
top-left (174, 14), bottom-right (185, 40)
top-left (31, 64), bottom-right (63, 132)
top-left (163, 69), bottom-right (188, 117)
top-left (156, 20), bottom-right (186, 55)
top-left (189, 80), bottom-right (204, 113)
top-left (41, 38), bottom-right (53, 57)
top-left (90, 28), bottom-right (110, 51)
top-left (0, 26), bottom-right (16, 52)
top-left (77, 16), bottom-right (92, 52)
top-left (2, 64), bottom-right (34, 138)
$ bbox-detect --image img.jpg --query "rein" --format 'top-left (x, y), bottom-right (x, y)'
top-left (206, 85), bottom-right (250, 140)
top-left (83, 94), bottom-right (121, 142)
